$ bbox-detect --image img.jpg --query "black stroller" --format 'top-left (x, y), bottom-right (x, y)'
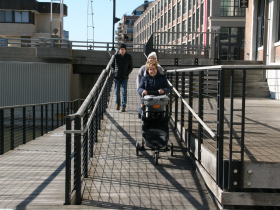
top-left (136, 95), bottom-right (173, 165)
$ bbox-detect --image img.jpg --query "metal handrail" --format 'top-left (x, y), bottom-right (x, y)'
top-left (167, 79), bottom-right (216, 138)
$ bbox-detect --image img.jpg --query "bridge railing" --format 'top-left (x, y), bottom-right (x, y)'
top-left (64, 55), bottom-right (114, 205)
top-left (145, 32), bottom-right (220, 60)
top-left (166, 65), bottom-right (280, 191)
top-left (0, 37), bottom-right (145, 52)
top-left (0, 100), bottom-right (83, 155)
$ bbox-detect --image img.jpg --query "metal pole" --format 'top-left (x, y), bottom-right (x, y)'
top-left (217, 70), bottom-right (225, 187)
top-left (112, 0), bottom-right (116, 50)
top-left (0, 110), bottom-right (4, 155)
top-left (74, 116), bottom-right (81, 204)
top-left (65, 117), bottom-right (71, 205)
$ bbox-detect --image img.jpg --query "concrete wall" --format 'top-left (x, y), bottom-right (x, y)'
top-left (0, 62), bottom-right (72, 107)
top-left (0, 23), bottom-right (35, 37)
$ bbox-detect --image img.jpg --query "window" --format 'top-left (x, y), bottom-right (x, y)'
top-left (172, 6), bottom-right (176, 21)
top-left (161, 16), bottom-right (163, 28)
top-left (168, 29), bottom-right (171, 42)
top-left (168, 0), bottom-right (171, 4)
top-left (168, 9), bottom-right (171, 23)
top-left (189, 0), bottom-right (192, 11)
top-left (188, 17), bottom-right (192, 31)
top-left (15, 11), bottom-right (29, 23)
top-left (196, 11), bottom-right (199, 29)
top-left (277, 0), bottom-right (280, 41)
top-left (178, 2), bottom-right (181, 17)
top-left (257, 0), bottom-right (264, 47)
top-left (200, 4), bottom-right (204, 25)
top-left (165, 0), bottom-right (167, 7)
top-left (172, 26), bottom-right (176, 41)
top-left (155, 5), bottom-right (157, 16)
top-left (220, 0), bottom-right (246, 16)
top-left (164, 13), bottom-right (167, 26)
top-left (136, 11), bottom-right (142, 15)
top-left (177, 23), bottom-right (181, 38)
top-left (183, 0), bottom-right (187, 14)
top-left (0, 11), bottom-right (13, 22)
top-left (182, 20), bottom-right (186, 33)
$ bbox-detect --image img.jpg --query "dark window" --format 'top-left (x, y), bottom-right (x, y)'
top-left (183, 0), bottom-right (187, 14)
top-left (0, 11), bottom-right (13, 22)
top-left (257, 0), bottom-right (265, 47)
top-left (168, 9), bottom-right (171, 23)
top-left (220, 0), bottom-right (246, 16)
top-left (177, 23), bottom-right (181, 38)
top-left (172, 6), bottom-right (176, 21)
top-left (178, 2), bottom-right (181, 17)
top-left (172, 26), bottom-right (176, 41)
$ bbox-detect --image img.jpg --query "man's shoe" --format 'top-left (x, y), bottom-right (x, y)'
top-left (121, 107), bottom-right (126, 112)
top-left (116, 104), bottom-right (120, 110)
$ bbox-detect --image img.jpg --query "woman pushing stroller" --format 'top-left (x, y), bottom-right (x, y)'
top-left (136, 61), bottom-right (173, 165)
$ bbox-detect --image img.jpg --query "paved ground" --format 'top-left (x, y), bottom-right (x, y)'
top-left (81, 68), bottom-right (217, 209)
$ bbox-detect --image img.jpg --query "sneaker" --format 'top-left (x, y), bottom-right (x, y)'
top-left (116, 104), bottom-right (120, 110)
top-left (121, 107), bottom-right (126, 112)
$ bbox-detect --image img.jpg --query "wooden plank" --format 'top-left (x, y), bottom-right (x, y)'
top-left (243, 162), bottom-right (280, 189)
top-left (222, 192), bottom-right (280, 206)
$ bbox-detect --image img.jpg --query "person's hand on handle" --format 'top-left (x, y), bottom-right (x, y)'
top-left (158, 89), bottom-right (164, 94)
top-left (142, 90), bottom-right (148, 96)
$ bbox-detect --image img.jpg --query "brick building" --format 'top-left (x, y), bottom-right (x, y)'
top-left (244, 0), bottom-right (280, 99)
top-left (133, 0), bottom-right (246, 60)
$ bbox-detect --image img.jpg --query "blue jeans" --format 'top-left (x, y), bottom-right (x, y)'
top-left (114, 78), bottom-right (128, 108)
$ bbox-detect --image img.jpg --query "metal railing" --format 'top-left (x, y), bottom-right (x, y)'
top-left (145, 32), bottom-right (220, 60)
top-left (64, 56), bottom-right (114, 205)
top-left (166, 65), bottom-right (280, 191)
top-left (0, 37), bottom-right (145, 52)
top-left (0, 100), bottom-right (83, 155)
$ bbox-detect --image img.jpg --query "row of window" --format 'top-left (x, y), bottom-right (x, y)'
top-left (139, 0), bottom-right (245, 25)
top-left (0, 11), bottom-right (32, 23)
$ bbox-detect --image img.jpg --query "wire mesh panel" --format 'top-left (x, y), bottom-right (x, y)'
top-left (0, 100), bottom-right (81, 155)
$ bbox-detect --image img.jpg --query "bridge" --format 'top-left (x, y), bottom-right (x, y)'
top-left (1, 40), bottom-right (280, 209)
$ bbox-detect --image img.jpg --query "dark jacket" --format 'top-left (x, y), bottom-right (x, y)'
top-left (110, 52), bottom-right (133, 79)
top-left (138, 71), bottom-right (171, 96)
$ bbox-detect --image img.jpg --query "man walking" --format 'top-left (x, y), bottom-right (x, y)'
top-left (110, 43), bottom-right (133, 112)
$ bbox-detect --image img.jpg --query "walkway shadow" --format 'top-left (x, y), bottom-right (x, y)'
top-left (83, 112), bottom-right (216, 209)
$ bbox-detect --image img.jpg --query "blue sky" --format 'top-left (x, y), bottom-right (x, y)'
top-left (38, 0), bottom-right (147, 42)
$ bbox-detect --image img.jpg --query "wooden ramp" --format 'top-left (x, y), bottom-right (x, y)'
top-left (81, 68), bottom-right (216, 209)
top-left (0, 68), bottom-right (216, 210)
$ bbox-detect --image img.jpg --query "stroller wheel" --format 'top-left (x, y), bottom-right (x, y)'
top-left (154, 151), bottom-right (158, 165)
top-left (136, 142), bottom-right (139, 156)
top-left (170, 143), bottom-right (174, 157)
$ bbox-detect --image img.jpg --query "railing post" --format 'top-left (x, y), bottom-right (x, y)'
top-left (169, 72), bottom-right (173, 117)
top-left (45, 104), bottom-right (48, 134)
top-left (175, 70), bottom-right (179, 130)
top-left (181, 72), bottom-right (185, 142)
top-left (217, 69), bottom-right (225, 188)
top-left (57, 103), bottom-right (59, 128)
top-left (65, 116), bottom-right (72, 205)
top-left (41, 105), bottom-right (43, 136)
top-left (240, 69), bottom-right (246, 189)
top-left (188, 72), bottom-right (193, 151)
top-left (61, 103), bottom-right (64, 126)
top-left (23, 107), bottom-right (26, 144)
top-left (51, 104), bottom-right (54, 131)
top-left (33, 106), bottom-right (35, 139)
top-left (228, 70), bottom-right (235, 190)
top-left (83, 108), bottom-right (89, 178)
top-left (11, 108), bottom-right (14, 150)
top-left (0, 109), bottom-right (4, 155)
top-left (198, 71), bottom-right (204, 162)
top-left (74, 116), bottom-right (82, 205)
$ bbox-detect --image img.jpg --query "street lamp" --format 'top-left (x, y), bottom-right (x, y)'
top-left (111, 0), bottom-right (120, 50)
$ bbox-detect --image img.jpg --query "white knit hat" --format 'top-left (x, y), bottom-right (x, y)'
top-left (147, 52), bottom-right (157, 60)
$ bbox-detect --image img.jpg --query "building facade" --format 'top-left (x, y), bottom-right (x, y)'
top-left (244, 0), bottom-right (280, 99)
top-left (116, 1), bottom-right (153, 46)
top-left (133, 0), bottom-right (246, 60)
top-left (0, 0), bottom-right (67, 46)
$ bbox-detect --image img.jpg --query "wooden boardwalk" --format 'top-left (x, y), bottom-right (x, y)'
top-left (0, 68), bottom-right (217, 209)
